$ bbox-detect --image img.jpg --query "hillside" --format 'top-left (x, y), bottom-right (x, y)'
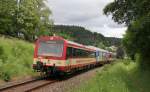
top-left (52, 25), bottom-right (121, 49)
top-left (0, 36), bottom-right (35, 81)
top-left (106, 37), bottom-right (122, 46)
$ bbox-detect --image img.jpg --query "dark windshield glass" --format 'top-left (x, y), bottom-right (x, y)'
top-left (38, 40), bottom-right (64, 57)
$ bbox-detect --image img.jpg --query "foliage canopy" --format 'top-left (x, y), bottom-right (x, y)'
top-left (0, 0), bottom-right (53, 41)
top-left (104, 0), bottom-right (150, 69)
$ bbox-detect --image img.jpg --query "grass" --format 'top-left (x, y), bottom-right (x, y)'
top-left (70, 59), bottom-right (150, 92)
top-left (0, 36), bottom-right (36, 81)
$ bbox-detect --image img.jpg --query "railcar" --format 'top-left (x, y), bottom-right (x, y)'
top-left (33, 36), bottom-right (114, 75)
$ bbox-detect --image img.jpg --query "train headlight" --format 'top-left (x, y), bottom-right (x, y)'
top-left (48, 60), bottom-right (50, 64)
top-left (42, 60), bottom-right (47, 65)
top-left (43, 62), bottom-right (46, 65)
top-left (43, 63), bottom-right (46, 65)
top-left (33, 61), bottom-right (37, 64)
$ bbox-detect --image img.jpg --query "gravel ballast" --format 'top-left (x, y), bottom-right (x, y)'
top-left (32, 67), bottom-right (104, 92)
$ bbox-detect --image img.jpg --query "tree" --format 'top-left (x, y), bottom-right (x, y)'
top-left (116, 46), bottom-right (124, 59)
top-left (0, 0), bottom-right (53, 41)
top-left (104, 0), bottom-right (150, 69)
top-left (104, 0), bottom-right (150, 25)
top-left (0, 0), bottom-right (16, 36)
top-left (16, 0), bottom-right (53, 41)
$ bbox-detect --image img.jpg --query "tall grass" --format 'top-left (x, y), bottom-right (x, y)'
top-left (0, 36), bottom-right (35, 81)
top-left (71, 60), bottom-right (150, 92)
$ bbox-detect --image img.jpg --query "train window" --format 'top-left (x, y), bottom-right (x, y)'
top-left (38, 40), bottom-right (64, 57)
top-left (66, 47), bottom-right (95, 58)
top-left (88, 52), bottom-right (95, 58)
top-left (66, 47), bottom-right (73, 58)
top-left (99, 52), bottom-right (102, 57)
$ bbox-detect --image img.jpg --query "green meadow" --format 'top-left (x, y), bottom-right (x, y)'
top-left (0, 36), bottom-right (35, 81)
top-left (71, 60), bottom-right (150, 92)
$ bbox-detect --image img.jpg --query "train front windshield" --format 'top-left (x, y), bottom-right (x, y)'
top-left (38, 40), bottom-right (64, 57)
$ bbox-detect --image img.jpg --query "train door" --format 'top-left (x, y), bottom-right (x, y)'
top-left (95, 51), bottom-right (100, 62)
top-left (66, 47), bottom-right (73, 72)
top-left (99, 51), bottom-right (102, 61)
top-left (102, 52), bottom-right (106, 61)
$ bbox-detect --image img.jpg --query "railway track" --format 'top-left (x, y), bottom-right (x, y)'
top-left (0, 77), bottom-right (57, 92)
top-left (0, 62), bottom-right (112, 92)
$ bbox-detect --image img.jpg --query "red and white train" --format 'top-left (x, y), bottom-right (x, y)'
top-left (33, 36), bottom-right (115, 75)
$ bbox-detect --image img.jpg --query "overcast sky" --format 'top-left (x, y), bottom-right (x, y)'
top-left (47, 0), bottom-right (127, 38)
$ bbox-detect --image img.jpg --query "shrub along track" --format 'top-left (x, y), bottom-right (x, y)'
top-left (0, 77), bottom-right (58, 92)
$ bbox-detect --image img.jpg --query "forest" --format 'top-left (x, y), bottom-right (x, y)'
top-left (52, 25), bottom-right (121, 48)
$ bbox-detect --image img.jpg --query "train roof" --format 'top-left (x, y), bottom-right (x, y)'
top-left (87, 46), bottom-right (109, 53)
top-left (66, 40), bottom-right (96, 52)
top-left (38, 36), bottom-right (96, 52)
top-left (37, 36), bottom-right (113, 53)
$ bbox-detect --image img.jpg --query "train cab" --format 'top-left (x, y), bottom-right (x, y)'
top-left (33, 36), bottom-right (96, 73)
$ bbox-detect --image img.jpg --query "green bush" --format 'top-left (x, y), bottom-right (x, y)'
top-left (123, 59), bottom-right (131, 66)
top-left (0, 72), bottom-right (11, 82)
